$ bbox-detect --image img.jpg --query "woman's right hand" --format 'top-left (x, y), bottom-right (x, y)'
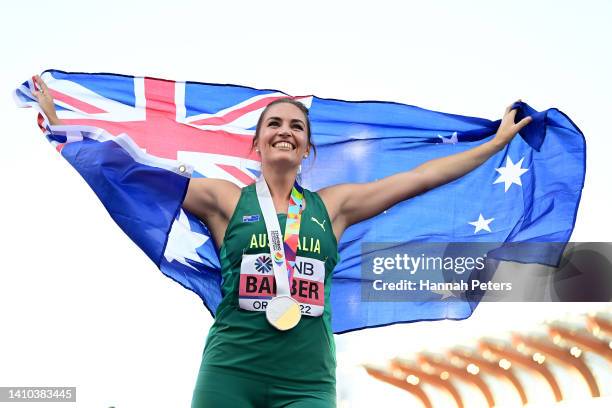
top-left (32, 75), bottom-right (62, 125)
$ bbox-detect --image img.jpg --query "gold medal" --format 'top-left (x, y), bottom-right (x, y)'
top-left (266, 296), bottom-right (301, 331)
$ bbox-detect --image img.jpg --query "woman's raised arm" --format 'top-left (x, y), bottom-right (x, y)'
top-left (318, 102), bottom-right (532, 242)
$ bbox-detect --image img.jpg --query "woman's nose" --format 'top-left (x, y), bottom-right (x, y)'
top-left (277, 126), bottom-right (292, 136)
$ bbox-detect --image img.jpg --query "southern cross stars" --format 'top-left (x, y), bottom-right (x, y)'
top-left (466, 156), bottom-right (529, 234)
top-left (469, 213), bottom-right (494, 233)
top-left (494, 156), bottom-right (529, 192)
top-left (164, 209), bottom-right (209, 270)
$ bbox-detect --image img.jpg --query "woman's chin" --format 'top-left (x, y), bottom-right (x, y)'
top-left (262, 153), bottom-right (300, 169)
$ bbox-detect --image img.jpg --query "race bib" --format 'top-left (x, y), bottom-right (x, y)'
top-left (238, 253), bottom-right (325, 317)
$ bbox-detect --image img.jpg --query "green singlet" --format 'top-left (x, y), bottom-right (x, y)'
top-left (191, 184), bottom-right (339, 408)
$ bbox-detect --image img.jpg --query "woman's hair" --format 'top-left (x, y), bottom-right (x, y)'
top-left (251, 97), bottom-right (317, 158)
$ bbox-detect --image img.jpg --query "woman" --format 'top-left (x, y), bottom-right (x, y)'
top-left (33, 75), bottom-right (531, 407)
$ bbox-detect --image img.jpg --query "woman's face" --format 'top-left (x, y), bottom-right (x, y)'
top-left (255, 102), bottom-right (310, 168)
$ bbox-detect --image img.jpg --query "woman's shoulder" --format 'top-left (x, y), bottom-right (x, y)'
top-left (304, 187), bottom-right (333, 217)
top-left (310, 184), bottom-right (341, 211)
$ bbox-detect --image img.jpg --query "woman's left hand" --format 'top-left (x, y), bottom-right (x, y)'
top-left (492, 100), bottom-right (533, 148)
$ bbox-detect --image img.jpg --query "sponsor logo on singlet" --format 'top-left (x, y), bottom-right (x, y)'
top-left (311, 216), bottom-right (326, 232)
top-left (238, 253), bottom-right (325, 317)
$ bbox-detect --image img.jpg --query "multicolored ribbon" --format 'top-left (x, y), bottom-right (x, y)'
top-left (283, 183), bottom-right (304, 286)
top-left (255, 177), bottom-right (304, 298)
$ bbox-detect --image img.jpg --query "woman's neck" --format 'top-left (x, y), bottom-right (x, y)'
top-left (261, 165), bottom-right (298, 213)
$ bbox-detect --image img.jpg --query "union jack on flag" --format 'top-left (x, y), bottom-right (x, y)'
top-left (14, 70), bottom-right (585, 333)
top-left (18, 70), bottom-right (311, 186)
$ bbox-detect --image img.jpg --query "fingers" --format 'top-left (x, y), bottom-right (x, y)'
top-left (32, 75), bottom-right (52, 102)
top-left (516, 116), bottom-right (532, 130)
top-left (505, 99), bottom-right (523, 116)
top-left (31, 86), bottom-right (42, 101)
top-left (33, 75), bottom-right (49, 93)
top-left (507, 108), bottom-right (517, 122)
top-left (33, 75), bottom-right (42, 91)
top-left (38, 75), bottom-right (50, 93)
top-left (32, 76), bottom-right (42, 99)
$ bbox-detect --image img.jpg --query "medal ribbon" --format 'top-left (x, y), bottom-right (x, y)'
top-left (255, 177), bottom-right (304, 298)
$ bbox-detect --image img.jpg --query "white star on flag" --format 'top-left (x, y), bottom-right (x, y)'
top-left (438, 131), bottom-right (458, 144)
top-left (469, 213), bottom-right (494, 233)
top-left (494, 156), bottom-right (529, 192)
top-left (164, 209), bottom-right (210, 270)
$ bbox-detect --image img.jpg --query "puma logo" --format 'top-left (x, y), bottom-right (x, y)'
top-left (311, 216), bottom-right (326, 232)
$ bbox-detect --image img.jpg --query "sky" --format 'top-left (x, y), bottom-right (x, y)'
top-left (1, 1), bottom-right (611, 407)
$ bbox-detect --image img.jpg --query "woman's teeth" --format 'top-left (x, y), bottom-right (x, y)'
top-left (273, 142), bottom-right (294, 150)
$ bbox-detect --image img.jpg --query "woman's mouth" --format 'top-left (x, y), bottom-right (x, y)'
top-left (272, 141), bottom-right (296, 151)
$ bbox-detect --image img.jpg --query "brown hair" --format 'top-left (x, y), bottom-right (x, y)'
top-left (251, 97), bottom-right (317, 158)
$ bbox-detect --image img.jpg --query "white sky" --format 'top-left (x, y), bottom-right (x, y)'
top-left (1, 1), bottom-right (611, 407)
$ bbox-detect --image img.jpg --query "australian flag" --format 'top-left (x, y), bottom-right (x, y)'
top-left (14, 70), bottom-right (585, 333)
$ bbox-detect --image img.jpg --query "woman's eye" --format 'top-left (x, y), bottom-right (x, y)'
top-left (293, 124), bottom-right (303, 130)
top-left (269, 121), bottom-right (279, 127)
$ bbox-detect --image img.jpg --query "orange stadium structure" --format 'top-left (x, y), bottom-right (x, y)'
top-left (365, 310), bottom-right (612, 408)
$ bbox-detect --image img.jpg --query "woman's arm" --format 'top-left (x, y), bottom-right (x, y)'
top-left (318, 102), bottom-right (532, 242)
top-left (183, 178), bottom-right (241, 247)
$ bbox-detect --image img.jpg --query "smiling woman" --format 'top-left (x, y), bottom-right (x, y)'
top-left (252, 96), bottom-right (315, 157)
top-left (31, 73), bottom-right (534, 408)
top-left (181, 97), bottom-right (532, 407)
top-left (184, 98), bottom-right (340, 408)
